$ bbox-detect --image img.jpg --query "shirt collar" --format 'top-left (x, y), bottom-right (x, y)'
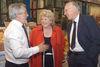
top-left (74, 14), bottom-right (79, 23)
top-left (12, 19), bottom-right (23, 27)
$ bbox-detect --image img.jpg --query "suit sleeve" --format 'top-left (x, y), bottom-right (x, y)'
top-left (85, 16), bottom-right (100, 57)
top-left (86, 16), bottom-right (100, 45)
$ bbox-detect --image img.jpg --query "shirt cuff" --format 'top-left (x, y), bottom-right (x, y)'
top-left (31, 46), bottom-right (39, 55)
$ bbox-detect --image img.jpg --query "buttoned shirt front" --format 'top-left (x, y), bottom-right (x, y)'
top-left (4, 20), bottom-right (39, 64)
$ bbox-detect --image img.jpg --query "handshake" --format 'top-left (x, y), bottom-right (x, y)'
top-left (38, 42), bottom-right (49, 52)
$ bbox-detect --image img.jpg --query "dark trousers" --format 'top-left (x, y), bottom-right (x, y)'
top-left (5, 60), bottom-right (29, 67)
top-left (67, 51), bottom-right (98, 67)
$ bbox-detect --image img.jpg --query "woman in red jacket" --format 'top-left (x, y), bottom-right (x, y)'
top-left (29, 9), bottom-right (65, 67)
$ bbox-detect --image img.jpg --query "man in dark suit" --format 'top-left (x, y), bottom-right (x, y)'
top-left (64, 1), bottom-right (100, 67)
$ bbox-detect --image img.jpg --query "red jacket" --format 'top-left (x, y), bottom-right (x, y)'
top-left (29, 25), bottom-right (65, 67)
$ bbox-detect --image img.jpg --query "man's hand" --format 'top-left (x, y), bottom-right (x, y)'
top-left (38, 42), bottom-right (49, 52)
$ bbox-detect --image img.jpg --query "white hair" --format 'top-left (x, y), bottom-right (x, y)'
top-left (9, 3), bottom-right (26, 20)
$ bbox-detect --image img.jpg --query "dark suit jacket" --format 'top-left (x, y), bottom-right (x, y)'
top-left (67, 15), bottom-right (100, 62)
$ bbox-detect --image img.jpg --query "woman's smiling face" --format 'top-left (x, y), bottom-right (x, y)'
top-left (40, 16), bottom-right (52, 28)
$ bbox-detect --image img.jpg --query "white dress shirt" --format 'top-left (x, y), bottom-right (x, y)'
top-left (4, 20), bottom-right (39, 64)
top-left (70, 14), bottom-right (84, 52)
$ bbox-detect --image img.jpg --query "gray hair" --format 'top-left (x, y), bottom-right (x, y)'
top-left (72, 1), bottom-right (81, 12)
top-left (9, 3), bottom-right (26, 20)
top-left (67, 1), bottom-right (81, 12)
